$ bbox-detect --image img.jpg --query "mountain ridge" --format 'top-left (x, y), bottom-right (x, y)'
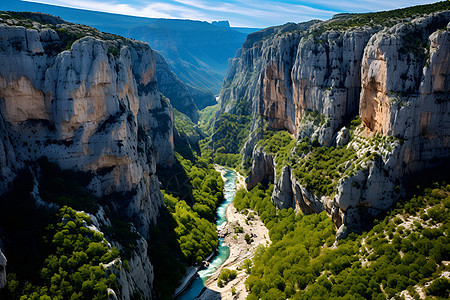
top-left (0, 0), bottom-right (251, 95)
top-left (214, 2), bottom-right (450, 235)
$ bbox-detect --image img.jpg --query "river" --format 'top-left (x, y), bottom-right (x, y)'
top-left (177, 167), bottom-right (237, 299)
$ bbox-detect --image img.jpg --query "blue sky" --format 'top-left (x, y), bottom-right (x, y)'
top-left (23, 0), bottom-right (441, 27)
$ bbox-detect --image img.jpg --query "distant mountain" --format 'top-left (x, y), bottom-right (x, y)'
top-left (232, 27), bottom-right (263, 34)
top-left (0, 0), bottom-right (255, 94)
top-left (127, 19), bottom-right (247, 94)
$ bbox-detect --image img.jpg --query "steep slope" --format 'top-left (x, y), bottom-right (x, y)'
top-left (217, 2), bottom-right (450, 235)
top-left (129, 19), bottom-right (247, 94)
top-left (154, 51), bottom-right (200, 122)
top-left (0, 11), bottom-right (181, 298)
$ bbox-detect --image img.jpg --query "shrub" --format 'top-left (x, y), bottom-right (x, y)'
top-left (426, 277), bottom-right (450, 298)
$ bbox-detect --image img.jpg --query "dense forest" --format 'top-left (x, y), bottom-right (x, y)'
top-left (199, 98), bottom-right (252, 170)
top-left (150, 110), bottom-right (225, 298)
top-left (0, 160), bottom-right (126, 299)
top-left (232, 182), bottom-right (449, 299)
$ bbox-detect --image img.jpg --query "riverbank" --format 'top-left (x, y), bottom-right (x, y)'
top-left (198, 201), bottom-right (271, 299)
top-left (176, 166), bottom-right (267, 299)
top-left (214, 164), bottom-right (246, 192)
top-left (173, 250), bottom-right (215, 298)
top-left (175, 166), bottom-right (236, 299)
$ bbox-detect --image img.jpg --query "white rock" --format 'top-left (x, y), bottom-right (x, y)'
top-left (0, 249), bottom-right (6, 290)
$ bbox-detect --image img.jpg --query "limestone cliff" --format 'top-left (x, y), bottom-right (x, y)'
top-left (246, 146), bottom-right (274, 190)
top-left (88, 209), bottom-right (155, 299)
top-left (0, 11), bottom-right (181, 297)
top-left (359, 14), bottom-right (450, 174)
top-left (220, 7), bottom-right (450, 235)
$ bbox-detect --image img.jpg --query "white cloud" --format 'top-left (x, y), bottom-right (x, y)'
top-left (22, 0), bottom-right (204, 20)
top-left (21, 0), bottom-right (440, 27)
top-left (289, 0), bottom-right (437, 13)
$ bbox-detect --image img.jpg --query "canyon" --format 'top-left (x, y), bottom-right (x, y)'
top-left (219, 9), bottom-right (450, 236)
top-left (0, 2), bottom-right (449, 299)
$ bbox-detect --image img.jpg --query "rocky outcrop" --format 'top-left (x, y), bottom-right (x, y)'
top-left (334, 127), bottom-right (350, 147)
top-left (360, 13), bottom-right (450, 174)
top-left (0, 249), bottom-right (6, 290)
top-left (88, 209), bottom-right (154, 299)
top-left (0, 12), bottom-right (183, 297)
top-left (246, 146), bottom-right (274, 190)
top-left (229, 9), bottom-right (450, 235)
top-left (291, 177), bottom-right (328, 215)
top-left (271, 166), bottom-right (294, 210)
top-left (112, 236), bottom-right (154, 300)
top-left (271, 165), bottom-right (328, 214)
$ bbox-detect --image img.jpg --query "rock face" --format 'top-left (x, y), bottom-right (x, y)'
top-left (154, 51), bottom-right (199, 122)
top-left (271, 166), bottom-right (294, 210)
top-left (222, 10), bottom-right (450, 234)
top-left (220, 20), bottom-right (375, 146)
top-left (0, 12), bottom-right (182, 297)
top-left (360, 14), bottom-right (450, 174)
top-left (0, 249), bottom-right (6, 289)
top-left (291, 28), bottom-right (377, 144)
top-left (0, 15), bottom-right (175, 237)
top-left (88, 209), bottom-right (154, 299)
top-left (246, 146), bottom-right (274, 190)
top-left (113, 236), bottom-right (154, 300)
top-left (220, 22), bottom-right (318, 133)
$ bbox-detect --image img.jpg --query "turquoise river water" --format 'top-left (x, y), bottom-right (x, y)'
top-left (177, 168), bottom-right (237, 299)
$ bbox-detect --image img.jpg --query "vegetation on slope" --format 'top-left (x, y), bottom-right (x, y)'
top-left (173, 106), bottom-right (204, 160)
top-left (7, 207), bottom-right (119, 299)
top-left (199, 96), bottom-right (252, 169)
top-left (255, 115), bottom-right (402, 198)
top-left (162, 190), bottom-right (218, 264)
top-left (294, 137), bottom-right (358, 197)
top-left (152, 152), bottom-right (224, 298)
top-left (211, 112), bottom-right (252, 167)
top-left (198, 104), bottom-right (220, 136)
top-left (319, 1), bottom-right (450, 31)
top-left (258, 129), bottom-right (296, 178)
top-left (234, 182), bottom-right (449, 299)
top-left (151, 109), bottom-right (225, 298)
top-left (0, 161), bottom-right (127, 300)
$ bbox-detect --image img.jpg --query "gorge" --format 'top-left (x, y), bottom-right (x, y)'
top-left (0, 1), bottom-right (449, 299)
